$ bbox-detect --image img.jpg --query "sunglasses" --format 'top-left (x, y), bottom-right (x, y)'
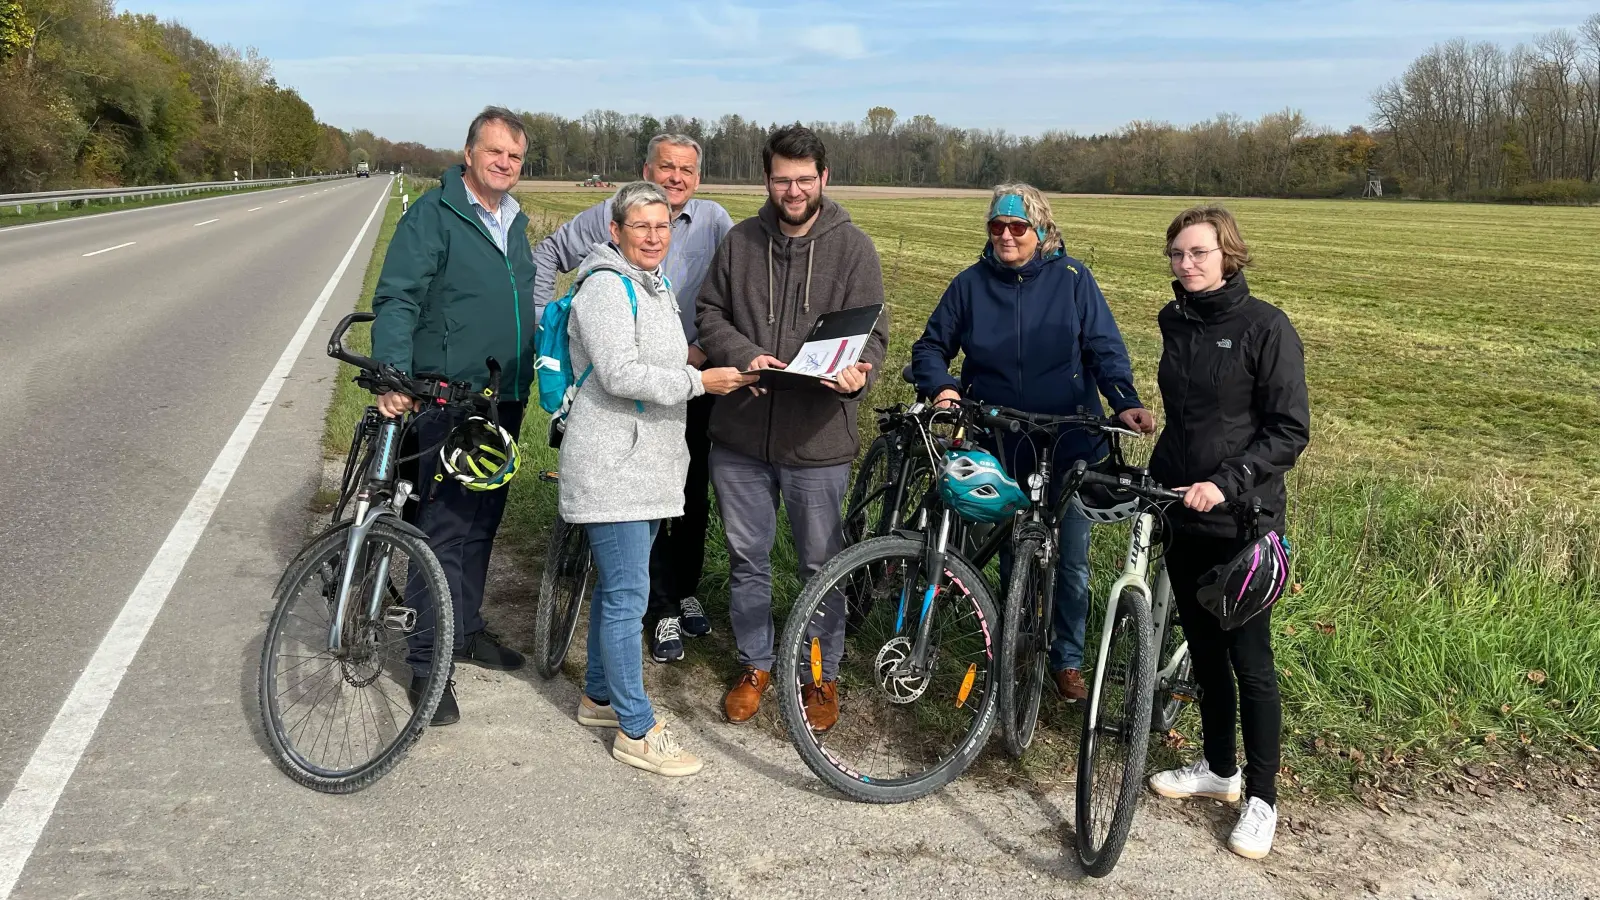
top-left (987, 220), bottom-right (1032, 238)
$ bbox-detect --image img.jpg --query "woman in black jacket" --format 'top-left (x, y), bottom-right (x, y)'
top-left (1145, 206), bottom-right (1310, 861)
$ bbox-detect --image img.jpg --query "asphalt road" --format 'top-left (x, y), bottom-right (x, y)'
top-left (0, 178), bottom-right (1593, 900)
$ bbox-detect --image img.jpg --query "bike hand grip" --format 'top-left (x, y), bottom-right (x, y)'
top-left (977, 407), bottom-right (1023, 433)
top-left (327, 312), bottom-right (382, 372)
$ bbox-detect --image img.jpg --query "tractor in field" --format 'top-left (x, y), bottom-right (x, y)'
top-left (576, 175), bottom-right (615, 188)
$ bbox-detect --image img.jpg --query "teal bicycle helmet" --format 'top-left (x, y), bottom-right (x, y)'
top-left (937, 449), bottom-right (1029, 523)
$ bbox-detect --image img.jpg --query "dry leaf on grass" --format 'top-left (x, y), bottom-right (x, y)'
top-left (1527, 669), bottom-right (1547, 684)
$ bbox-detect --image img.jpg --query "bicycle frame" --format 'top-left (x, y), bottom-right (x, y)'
top-left (1148, 559), bottom-right (1186, 697)
top-left (326, 415), bottom-right (414, 654)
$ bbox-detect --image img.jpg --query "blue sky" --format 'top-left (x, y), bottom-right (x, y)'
top-left (129, 0), bottom-right (1595, 148)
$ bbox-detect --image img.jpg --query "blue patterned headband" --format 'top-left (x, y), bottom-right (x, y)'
top-left (988, 192), bottom-right (1046, 242)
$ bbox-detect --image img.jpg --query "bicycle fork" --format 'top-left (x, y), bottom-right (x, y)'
top-left (896, 507), bottom-right (956, 676)
top-left (1085, 512), bottom-right (1156, 733)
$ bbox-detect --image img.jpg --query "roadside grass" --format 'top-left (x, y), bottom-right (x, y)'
top-left (0, 180), bottom-right (340, 229)
top-left (325, 185), bottom-right (1599, 801)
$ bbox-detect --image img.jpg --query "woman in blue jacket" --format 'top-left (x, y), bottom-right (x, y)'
top-left (910, 183), bottom-right (1155, 700)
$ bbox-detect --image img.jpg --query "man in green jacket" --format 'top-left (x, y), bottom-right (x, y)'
top-left (371, 106), bottom-right (536, 725)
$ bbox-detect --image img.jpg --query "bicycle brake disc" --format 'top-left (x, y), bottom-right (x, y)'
top-left (874, 637), bottom-right (934, 704)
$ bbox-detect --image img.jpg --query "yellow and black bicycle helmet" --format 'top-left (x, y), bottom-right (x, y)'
top-left (439, 416), bottom-right (519, 491)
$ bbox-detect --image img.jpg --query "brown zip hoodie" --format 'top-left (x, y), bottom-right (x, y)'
top-left (696, 196), bottom-right (889, 467)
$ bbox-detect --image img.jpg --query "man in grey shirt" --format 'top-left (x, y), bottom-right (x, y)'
top-left (531, 134), bottom-right (734, 666)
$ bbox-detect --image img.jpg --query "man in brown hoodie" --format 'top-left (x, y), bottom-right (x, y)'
top-left (695, 125), bottom-right (889, 732)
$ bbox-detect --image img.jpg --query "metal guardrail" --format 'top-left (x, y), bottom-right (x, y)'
top-left (0, 173), bottom-right (356, 213)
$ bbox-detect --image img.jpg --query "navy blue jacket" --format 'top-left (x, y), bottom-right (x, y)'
top-left (911, 246), bottom-right (1142, 466)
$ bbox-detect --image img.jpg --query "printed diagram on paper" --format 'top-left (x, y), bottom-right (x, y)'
top-left (787, 335), bottom-right (868, 379)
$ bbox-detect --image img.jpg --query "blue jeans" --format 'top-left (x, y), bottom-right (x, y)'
top-left (999, 508), bottom-right (1092, 672)
top-left (582, 520), bottom-right (660, 740)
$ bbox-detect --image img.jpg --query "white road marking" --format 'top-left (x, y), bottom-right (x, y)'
top-left (192, 218), bottom-right (219, 227)
top-left (81, 242), bottom-right (136, 257)
top-left (247, 207), bottom-right (263, 212)
top-left (278, 199), bottom-right (291, 204)
top-left (0, 184), bottom-right (391, 899)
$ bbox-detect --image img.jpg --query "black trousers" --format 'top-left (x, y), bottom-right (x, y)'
top-left (402, 402), bottom-right (526, 675)
top-left (645, 393), bottom-right (715, 627)
top-left (1165, 531), bottom-right (1282, 806)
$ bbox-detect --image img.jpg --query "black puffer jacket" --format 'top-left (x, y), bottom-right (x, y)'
top-left (1148, 272), bottom-right (1310, 539)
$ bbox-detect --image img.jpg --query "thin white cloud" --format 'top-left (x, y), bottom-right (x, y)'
top-left (796, 24), bottom-right (868, 59)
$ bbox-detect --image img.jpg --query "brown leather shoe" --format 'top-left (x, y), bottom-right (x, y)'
top-left (1054, 668), bottom-right (1088, 702)
top-left (723, 666), bottom-right (770, 723)
top-left (801, 680), bottom-right (839, 733)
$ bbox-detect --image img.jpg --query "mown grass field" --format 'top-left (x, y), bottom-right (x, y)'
top-left (339, 186), bottom-right (1600, 798)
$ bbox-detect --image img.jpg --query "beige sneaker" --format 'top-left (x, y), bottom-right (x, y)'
top-left (577, 695), bottom-right (619, 728)
top-left (612, 721), bottom-right (703, 777)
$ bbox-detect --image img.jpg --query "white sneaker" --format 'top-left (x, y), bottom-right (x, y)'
top-left (1148, 758), bottom-right (1242, 801)
top-left (612, 721), bottom-right (703, 777)
top-left (576, 695), bottom-right (618, 728)
top-left (1228, 797), bottom-right (1277, 859)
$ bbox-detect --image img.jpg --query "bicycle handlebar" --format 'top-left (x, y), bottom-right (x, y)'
top-left (964, 400), bottom-right (1108, 436)
top-left (327, 312), bottom-right (500, 411)
top-left (1071, 461), bottom-right (1276, 518)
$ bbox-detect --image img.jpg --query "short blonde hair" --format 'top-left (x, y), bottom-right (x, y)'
top-left (990, 183), bottom-right (1064, 257)
top-left (1165, 205), bottom-right (1252, 276)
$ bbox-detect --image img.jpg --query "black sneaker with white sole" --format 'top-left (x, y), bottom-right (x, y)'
top-left (650, 617), bottom-right (685, 663)
top-left (679, 596), bottom-right (711, 637)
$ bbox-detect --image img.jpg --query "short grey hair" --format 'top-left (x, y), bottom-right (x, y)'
top-left (466, 106), bottom-right (528, 149)
top-left (645, 133), bottom-right (702, 168)
top-left (610, 181), bottom-right (671, 225)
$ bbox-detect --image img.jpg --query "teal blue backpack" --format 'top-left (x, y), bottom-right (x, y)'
top-left (535, 268), bottom-right (651, 440)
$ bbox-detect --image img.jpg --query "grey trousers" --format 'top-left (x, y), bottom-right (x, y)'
top-left (709, 443), bottom-right (850, 680)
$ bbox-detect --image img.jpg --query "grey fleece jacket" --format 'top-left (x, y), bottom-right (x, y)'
top-left (695, 197), bottom-right (889, 467)
top-left (559, 242), bottom-right (706, 525)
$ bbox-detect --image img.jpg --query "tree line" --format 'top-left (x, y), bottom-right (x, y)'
top-left (3, 2), bottom-right (1597, 202)
top-left (514, 15), bottom-right (1600, 202)
top-left (0, 0), bottom-right (454, 192)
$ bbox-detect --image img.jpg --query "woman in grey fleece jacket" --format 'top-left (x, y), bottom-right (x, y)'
top-left (559, 182), bottom-right (753, 777)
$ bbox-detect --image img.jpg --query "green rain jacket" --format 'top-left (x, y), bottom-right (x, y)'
top-left (371, 164), bottom-right (539, 399)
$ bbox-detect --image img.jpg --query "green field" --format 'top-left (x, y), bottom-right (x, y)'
top-left (338, 189), bottom-right (1600, 796)
top-left (524, 192), bottom-right (1600, 488)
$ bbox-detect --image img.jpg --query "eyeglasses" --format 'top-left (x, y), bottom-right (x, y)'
top-left (620, 222), bottom-right (671, 238)
top-left (768, 175), bottom-right (820, 192)
top-left (1167, 247), bottom-right (1220, 264)
top-left (987, 220), bottom-right (1032, 239)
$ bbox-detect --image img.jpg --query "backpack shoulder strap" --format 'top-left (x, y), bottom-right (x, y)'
top-left (573, 270), bottom-right (644, 412)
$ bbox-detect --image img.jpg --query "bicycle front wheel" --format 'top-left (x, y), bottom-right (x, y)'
top-left (998, 537), bottom-right (1049, 758)
top-left (533, 516), bottom-right (593, 679)
top-left (258, 519), bottom-right (452, 793)
top-left (775, 536), bottom-right (1000, 804)
top-left (1075, 588), bottom-right (1156, 877)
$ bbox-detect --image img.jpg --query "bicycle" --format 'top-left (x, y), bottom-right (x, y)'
top-left (1067, 462), bottom-right (1262, 877)
top-left (960, 406), bottom-right (1142, 761)
top-left (774, 398), bottom-right (1057, 803)
top-left (257, 311), bottom-right (500, 793)
top-left (531, 471), bottom-right (594, 679)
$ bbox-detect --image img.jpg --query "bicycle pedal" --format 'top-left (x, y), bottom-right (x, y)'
top-left (1169, 679), bottom-right (1201, 703)
top-left (383, 606), bottom-right (418, 632)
